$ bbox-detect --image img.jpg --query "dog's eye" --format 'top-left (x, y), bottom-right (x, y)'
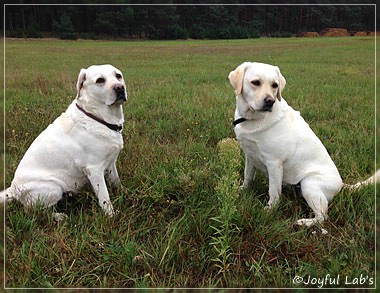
top-left (251, 80), bottom-right (261, 86)
top-left (272, 82), bottom-right (279, 89)
top-left (96, 77), bottom-right (105, 84)
top-left (116, 73), bottom-right (122, 79)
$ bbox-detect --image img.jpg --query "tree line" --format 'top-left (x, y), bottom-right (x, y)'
top-left (4, 4), bottom-right (376, 40)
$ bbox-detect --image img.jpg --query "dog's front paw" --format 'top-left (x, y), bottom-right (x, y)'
top-left (53, 212), bottom-right (68, 222)
top-left (105, 208), bottom-right (115, 217)
top-left (101, 200), bottom-right (116, 217)
top-left (265, 198), bottom-right (279, 210)
top-left (264, 203), bottom-right (277, 211)
top-left (110, 209), bottom-right (120, 217)
top-left (104, 206), bottom-right (121, 218)
top-left (240, 183), bottom-right (251, 190)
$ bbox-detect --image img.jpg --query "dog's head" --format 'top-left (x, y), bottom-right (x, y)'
top-left (76, 64), bottom-right (127, 106)
top-left (228, 62), bottom-right (286, 113)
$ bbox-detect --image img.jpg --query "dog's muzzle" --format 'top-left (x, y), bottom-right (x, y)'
top-left (114, 84), bottom-right (127, 103)
top-left (261, 95), bottom-right (275, 112)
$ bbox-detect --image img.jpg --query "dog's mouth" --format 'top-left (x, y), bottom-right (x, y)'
top-left (249, 105), bottom-right (273, 113)
top-left (259, 105), bottom-right (273, 112)
top-left (115, 92), bottom-right (127, 103)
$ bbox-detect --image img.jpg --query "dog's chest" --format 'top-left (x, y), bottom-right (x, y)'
top-left (234, 117), bottom-right (289, 174)
top-left (55, 112), bottom-right (124, 163)
top-left (238, 136), bottom-right (268, 173)
top-left (64, 109), bottom-right (124, 149)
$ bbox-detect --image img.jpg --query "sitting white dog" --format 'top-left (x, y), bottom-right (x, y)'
top-left (229, 61), bottom-right (379, 227)
top-left (1, 64), bottom-right (127, 217)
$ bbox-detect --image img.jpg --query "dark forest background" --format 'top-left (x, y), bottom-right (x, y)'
top-left (4, 3), bottom-right (376, 40)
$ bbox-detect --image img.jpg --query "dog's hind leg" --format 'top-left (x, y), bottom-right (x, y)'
top-left (17, 182), bottom-right (64, 208)
top-left (296, 177), bottom-right (330, 227)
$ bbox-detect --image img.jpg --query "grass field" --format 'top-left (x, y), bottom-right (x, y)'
top-left (2, 37), bottom-right (377, 289)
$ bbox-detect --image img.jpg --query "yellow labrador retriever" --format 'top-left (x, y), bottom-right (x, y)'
top-left (229, 61), bottom-right (378, 227)
top-left (1, 64), bottom-right (127, 217)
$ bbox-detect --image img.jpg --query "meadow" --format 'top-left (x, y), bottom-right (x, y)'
top-left (1, 37), bottom-right (377, 289)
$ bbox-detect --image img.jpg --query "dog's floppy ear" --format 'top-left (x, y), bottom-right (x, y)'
top-left (76, 68), bottom-right (87, 99)
top-left (228, 62), bottom-right (249, 96)
top-left (275, 66), bottom-right (286, 101)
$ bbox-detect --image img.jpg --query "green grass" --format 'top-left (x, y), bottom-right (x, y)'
top-left (2, 37), bottom-right (376, 288)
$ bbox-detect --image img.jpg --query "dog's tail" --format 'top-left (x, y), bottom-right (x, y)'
top-left (343, 169), bottom-right (380, 191)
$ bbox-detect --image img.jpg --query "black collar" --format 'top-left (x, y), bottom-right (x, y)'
top-left (76, 103), bottom-right (123, 133)
top-left (232, 117), bottom-right (247, 127)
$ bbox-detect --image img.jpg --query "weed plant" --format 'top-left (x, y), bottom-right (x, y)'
top-left (210, 138), bottom-right (241, 284)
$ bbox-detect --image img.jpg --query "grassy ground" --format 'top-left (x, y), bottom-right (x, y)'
top-left (2, 37), bottom-right (377, 289)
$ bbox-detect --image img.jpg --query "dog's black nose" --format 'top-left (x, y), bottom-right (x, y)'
top-left (262, 96), bottom-right (275, 111)
top-left (114, 84), bottom-right (125, 93)
top-left (264, 96), bottom-right (275, 106)
top-left (114, 84), bottom-right (126, 102)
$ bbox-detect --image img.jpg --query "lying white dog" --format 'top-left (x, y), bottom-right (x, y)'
top-left (229, 61), bottom-right (379, 227)
top-left (1, 64), bottom-right (127, 217)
